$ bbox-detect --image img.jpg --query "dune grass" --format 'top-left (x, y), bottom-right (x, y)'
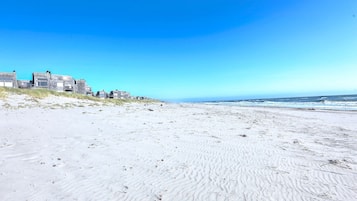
top-left (1, 87), bottom-right (58, 99)
top-left (0, 87), bottom-right (157, 105)
top-left (0, 87), bottom-right (6, 99)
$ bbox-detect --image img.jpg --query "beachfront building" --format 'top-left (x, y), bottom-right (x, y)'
top-left (96, 90), bottom-right (108, 99)
top-left (1, 70), bottom-right (94, 96)
top-left (50, 74), bottom-right (76, 92)
top-left (1, 70), bottom-right (136, 100)
top-left (17, 80), bottom-right (32, 88)
top-left (134, 96), bottom-right (146, 100)
top-left (85, 86), bottom-right (93, 96)
top-left (33, 71), bottom-right (77, 92)
top-left (0, 71), bottom-right (18, 88)
top-left (32, 71), bottom-right (51, 89)
top-left (109, 90), bottom-right (131, 99)
top-left (76, 79), bottom-right (93, 95)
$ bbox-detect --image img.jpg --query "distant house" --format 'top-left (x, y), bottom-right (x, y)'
top-left (76, 79), bottom-right (86, 94)
top-left (0, 71), bottom-right (18, 88)
top-left (48, 74), bottom-right (75, 92)
top-left (1, 70), bottom-right (137, 100)
top-left (65, 77), bottom-right (76, 92)
top-left (76, 79), bottom-right (93, 95)
top-left (96, 90), bottom-right (108, 99)
top-left (135, 96), bottom-right (146, 100)
top-left (32, 71), bottom-right (51, 89)
top-left (17, 80), bottom-right (32, 88)
top-left (85, 86), bottom-right (93, 96)
top-left (109, 90), bottom-right (130, 99)
top-left (109, 90), bottom-right (120, 99)
top-left (33, 71), bottom-right (76, 92)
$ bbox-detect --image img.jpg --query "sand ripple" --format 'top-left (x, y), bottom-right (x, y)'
top-left (1, 100), bottom-right (357, 200)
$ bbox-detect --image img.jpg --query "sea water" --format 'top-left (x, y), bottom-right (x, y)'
top-left (206, 94), bottom-right (357, 111)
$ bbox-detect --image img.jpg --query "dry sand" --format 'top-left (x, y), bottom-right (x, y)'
top-left (1, 94), bottom-right (357, 201)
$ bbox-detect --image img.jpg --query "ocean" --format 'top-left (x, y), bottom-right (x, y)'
top-left (205, 94), bottom-right (357, 111)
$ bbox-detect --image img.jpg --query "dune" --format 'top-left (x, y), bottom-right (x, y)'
top-left (1, 93), bottom-right (357, 201)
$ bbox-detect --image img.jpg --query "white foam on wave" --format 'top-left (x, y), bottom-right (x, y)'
top-left (208, 100), bottom-right (357, 111)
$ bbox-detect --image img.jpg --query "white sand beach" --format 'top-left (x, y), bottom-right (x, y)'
top-left (1, 94), bottom-right (357, 201)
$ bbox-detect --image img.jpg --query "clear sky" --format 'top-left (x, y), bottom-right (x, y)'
top-left (1, 0), bottom-right (356, 101)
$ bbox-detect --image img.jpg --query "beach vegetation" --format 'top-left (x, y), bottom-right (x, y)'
top-left (0, 87), bottom-right (158, 105)
top-left (0, 87), bottom-right (7, 99)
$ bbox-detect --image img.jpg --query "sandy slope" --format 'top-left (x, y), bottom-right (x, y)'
top-left (1, 95), bottom-right (357, 201)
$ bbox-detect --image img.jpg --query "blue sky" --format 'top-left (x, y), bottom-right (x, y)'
top-left (0, 0), bottom-right (356, 101)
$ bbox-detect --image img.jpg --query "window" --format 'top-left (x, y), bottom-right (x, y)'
top-left (0, 77), bottom-right (13, 82)
top-left (37, 78), bottom-right (48, 87)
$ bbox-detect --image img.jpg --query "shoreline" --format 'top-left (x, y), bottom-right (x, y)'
top-left (202, 102), bottom-right (357, 112)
